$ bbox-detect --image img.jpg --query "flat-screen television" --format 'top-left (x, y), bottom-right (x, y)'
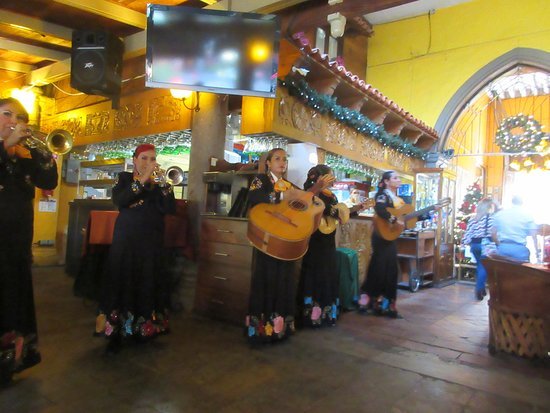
top-left (145, 4), bottom-right (280, 98)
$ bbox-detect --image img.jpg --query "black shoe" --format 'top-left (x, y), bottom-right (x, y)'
top-left (0, 350), bottom-right (15, 385)
top-left (475, 290), bottom-right (484, 301)
top-left (14, 348), bottom-right (41, 373)
top-left (482, 289), bottom-right (487, 297)
top-left (386, 308), bottom-right (403, 319)
top-left (104, 336), bottom-right (121, 355)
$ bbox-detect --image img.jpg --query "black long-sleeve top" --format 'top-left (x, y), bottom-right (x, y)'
top-left (112, 172), bottom-right (176, 214)
top-left (0, 144), bottom-right (58, 203)
top-left (248, 174), bottom-right (281, 208)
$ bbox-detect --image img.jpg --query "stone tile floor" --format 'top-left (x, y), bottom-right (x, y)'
top-left (1, 264), bottom-right (549, 413)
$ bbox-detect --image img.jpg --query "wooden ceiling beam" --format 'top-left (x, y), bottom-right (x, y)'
top-left (0, 59), bottom-right (35, 73)
top-left (0, 10), bottom-right (73, 41)
top-left (0, 38), bottom-right (70, 61)
top-left (52, 0), bottom-right (146, 30)
top-left (280, 0), bottom-right (417, 37)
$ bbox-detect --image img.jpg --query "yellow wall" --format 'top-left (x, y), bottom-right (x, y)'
top-left (32, 160), bottom-right (63, 244)
top-left (366, 0), bottom-right (550, 129)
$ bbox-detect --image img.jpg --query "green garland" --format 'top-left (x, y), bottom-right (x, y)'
top-left (279, 77), bottom-right (429, 160)
top-left (495, 114), bottom-right (547, 153)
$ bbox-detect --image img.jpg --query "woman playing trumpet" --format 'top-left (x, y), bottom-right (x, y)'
top-left (0, 98), bottom-right (58, 384)
top-left (96, 143), bottom-right (176, 354)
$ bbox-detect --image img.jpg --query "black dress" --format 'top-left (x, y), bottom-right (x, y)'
top-left (0, 144), bottom-right (58, 381)
top-left (97, 172), bottom-right (175, 341)
top-left (245, 174), bottom-right (297, 343)
top-left (298, 190), bottom-right (340, 327)
top-left (360, 190), bottom-right (400, 312)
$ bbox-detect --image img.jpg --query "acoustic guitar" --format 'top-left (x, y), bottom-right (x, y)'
top-left (247, 189), bottom-right (325, 260)
top-left (318, 200), bottom-right (375, 234)
top-left (373, 197), bottom-right (451, 241)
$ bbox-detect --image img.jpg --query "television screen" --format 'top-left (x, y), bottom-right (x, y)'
top-left (145, 5), bottom-right (280, 98)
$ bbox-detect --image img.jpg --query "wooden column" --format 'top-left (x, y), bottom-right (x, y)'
top-left (186, 92), bottom-right (228, 254)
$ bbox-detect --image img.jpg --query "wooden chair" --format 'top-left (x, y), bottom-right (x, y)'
top-left (483, 257), bottom-right (550, 358)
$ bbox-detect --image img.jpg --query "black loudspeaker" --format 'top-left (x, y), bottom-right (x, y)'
top-left (71, 30), bottom-right (124, 99)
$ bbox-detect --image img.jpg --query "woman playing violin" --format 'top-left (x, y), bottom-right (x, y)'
top-left (0, 98), bottom-right (58, 384)
top-left (97, 143), bottom-right (175, 354)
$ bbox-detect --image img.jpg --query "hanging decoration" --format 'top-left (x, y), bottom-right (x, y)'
top-left (508, 153), bottom-right (550, 171)
top-left (279, 77), bottom-right (428, 160)
top-left (495, 114), bottom-right (548, 153)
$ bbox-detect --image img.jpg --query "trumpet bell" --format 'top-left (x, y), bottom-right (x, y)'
top-left (25, 128), bottom-right (73, 156)
top-left (46, 129), bottom-right (73, 155)
top-left (166, 166), bottom-right (184, 185)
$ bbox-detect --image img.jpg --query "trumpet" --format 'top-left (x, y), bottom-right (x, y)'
top-left (23, 129), bottom-right (73, 156)
top-left (151, 165), bottom-right (184, 186)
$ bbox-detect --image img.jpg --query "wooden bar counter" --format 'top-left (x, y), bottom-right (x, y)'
top-left (484, 257), bottom-right (550, 359)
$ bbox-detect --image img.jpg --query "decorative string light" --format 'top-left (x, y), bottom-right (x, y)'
top-left (279, 77), bottom-right (429, 160)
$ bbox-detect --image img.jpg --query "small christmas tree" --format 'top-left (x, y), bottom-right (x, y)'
top-left (454, 181), bottom-right (483, 248)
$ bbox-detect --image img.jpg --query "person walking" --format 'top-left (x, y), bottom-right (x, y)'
top-left (462, 198), bottom-right (498, 300)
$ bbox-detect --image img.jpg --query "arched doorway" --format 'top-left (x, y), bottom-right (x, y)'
top-left (433, 48), bottom-right (549, 270)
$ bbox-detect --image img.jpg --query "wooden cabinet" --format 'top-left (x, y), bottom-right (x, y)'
top-left (397, 230), bottom-right (435, 292)
top-left (194, 216), bottom-right (253, 324)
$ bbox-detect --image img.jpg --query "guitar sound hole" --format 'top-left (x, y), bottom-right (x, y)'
top-left (288, 200), bottom-right (307, 211)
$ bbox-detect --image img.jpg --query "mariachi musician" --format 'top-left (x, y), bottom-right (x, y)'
top-left (358, 170), bottom-right (437, 318)
top-left (96, 143), bottom-right (176, 355)
top-left (245, 148), bottom-right (333, 345)
top-left (0, 97), bottom-right (58, 384)
top-left (299, 164), bottom-right (371, 328)
top-left (358, 171), bottom-right (404, 318)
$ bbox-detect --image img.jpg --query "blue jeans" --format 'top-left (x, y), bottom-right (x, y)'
top-left (470, 242), bottom-right (486, 293)
top-left (497, 243), bottom-right (530, 262)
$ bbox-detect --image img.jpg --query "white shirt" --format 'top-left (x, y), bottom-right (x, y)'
top-left (493, 205), bottom-right (538, 245)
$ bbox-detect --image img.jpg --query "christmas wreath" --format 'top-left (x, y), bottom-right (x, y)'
top-left (495, 114), bottom-right (547, 153)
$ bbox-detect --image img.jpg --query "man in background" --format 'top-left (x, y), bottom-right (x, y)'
top-left (492, 195), bottom-right (539, 262)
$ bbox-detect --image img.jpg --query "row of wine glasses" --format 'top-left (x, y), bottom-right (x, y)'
top-left (77, 131), bottom-right (192, 160)
top-left (243, 136), bottom-right (288, 156)
top-left (326, 153), bottom-right (380, 180)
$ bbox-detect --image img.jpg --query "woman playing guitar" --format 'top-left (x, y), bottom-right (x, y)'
top-left (358, 171), bottom-right (405, 318)
top-left (298, 165), bottom-right (370, 328)
top-left (245, 149), bottom-right (332, 344)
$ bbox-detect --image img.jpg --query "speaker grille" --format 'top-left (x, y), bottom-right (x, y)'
top-left (72, 50), bottom-right (106, 86)
top-left (70, 30), bottom-right (124, 99)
